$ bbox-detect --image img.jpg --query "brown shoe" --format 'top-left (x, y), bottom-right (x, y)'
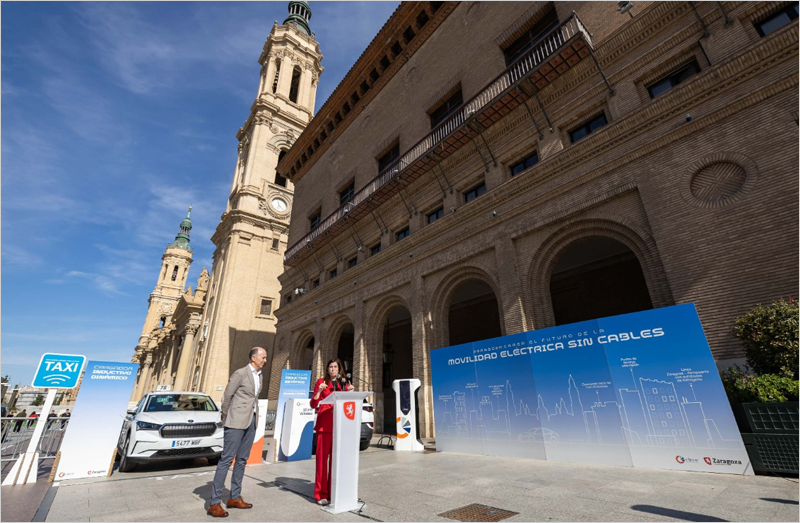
top-left (207, 503), bottom-right (229, 518)
top-left (227, 497), bottom-right (253, 509)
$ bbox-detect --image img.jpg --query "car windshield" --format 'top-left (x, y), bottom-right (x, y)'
top-left (144, 394), bottom-right (218, 412)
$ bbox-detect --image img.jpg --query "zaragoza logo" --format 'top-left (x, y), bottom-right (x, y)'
top-left (343, 401), bottom-right (355, 420)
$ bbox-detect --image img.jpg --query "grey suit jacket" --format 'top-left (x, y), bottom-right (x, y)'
top-left (221, 365), bottom-right (261, 430)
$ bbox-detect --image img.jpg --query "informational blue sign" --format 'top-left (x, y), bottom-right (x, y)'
top-left (431, 304), bottom-right (752, 475)
top-left (271, 369), bottom-right (312, 462)
top-left (55, 361), bottom-right (138, 480)
top-left (32, 353), bottom-right (86, 389)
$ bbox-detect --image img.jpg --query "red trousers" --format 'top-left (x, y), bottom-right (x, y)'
top-left (314, 432), bottom-right (332, 501)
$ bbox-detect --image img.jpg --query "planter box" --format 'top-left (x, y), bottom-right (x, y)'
top-left (740, 433), bottom-right (798, 475)
top-left (731, 402), bottom-right (798, 475)
top-left (731, 402), bottom-right (798, 434)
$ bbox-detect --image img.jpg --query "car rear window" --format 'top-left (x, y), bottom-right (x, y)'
top-left (145, 394), bottom-right (218, 412)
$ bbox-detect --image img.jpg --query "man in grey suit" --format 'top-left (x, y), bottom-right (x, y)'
top-left (207, 347), bottom-right (267, 518)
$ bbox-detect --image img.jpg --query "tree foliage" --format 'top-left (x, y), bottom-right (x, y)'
top-left (733, 297), bottom-right (798, 379)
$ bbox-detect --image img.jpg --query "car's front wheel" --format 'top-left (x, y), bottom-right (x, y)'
top-left (118, 432), bottom-right (137, 472)
top-left (207, 455), bottom-right (220, 466)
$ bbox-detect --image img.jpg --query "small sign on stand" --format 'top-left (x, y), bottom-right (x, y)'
top-left (2, 353), bottom-right (86, 486)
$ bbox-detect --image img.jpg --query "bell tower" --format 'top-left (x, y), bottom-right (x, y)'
top-left (131, 207), bottom-right (194, 399)
top-left (193, 2), bottom-right (323, 400)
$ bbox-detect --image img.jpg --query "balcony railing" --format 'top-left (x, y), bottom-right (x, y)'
top-left (285, 13), bottom-right (593, 264)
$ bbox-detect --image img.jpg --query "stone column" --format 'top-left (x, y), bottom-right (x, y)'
top-left (164, 337), bottom-right (178, 387)
top-left (174, 324), bottom-right (198, 391)
top-left (299, 67), bottom-right (312, 110)
top-left (410, 274), bottom-right (433, 437)
top-left (351, 299), bottom-right (367, 393)
top-left (263, 55), bottom-right (277, 95)
top-left (135, 356), bottom-right (153, 400)
top-left (242, 123), bottom-right (263, 187)
top-left (130, 359), bottom-right (145, 402)
top-left (307, 73), bottom-right (318, 114)
top-left (494, 236), bottom-right (529, 334)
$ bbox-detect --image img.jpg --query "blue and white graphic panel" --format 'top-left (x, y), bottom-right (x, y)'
top-left (527, 319), bottom-right (632, 467)
top-left (430, 341), bottom-right (486, 456)
top-left (472, 333), bottom-right (546, 460)
top-left (599, 304), bottom-right (750, 474)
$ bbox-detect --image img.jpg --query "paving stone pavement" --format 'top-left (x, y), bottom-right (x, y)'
top-left (38, 447), bottom-right (798, 522)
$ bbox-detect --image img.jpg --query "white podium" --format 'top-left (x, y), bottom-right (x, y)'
top-left (319, 391), bottom-right (372, 514)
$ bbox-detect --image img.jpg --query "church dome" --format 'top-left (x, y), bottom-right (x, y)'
top-left (284, 1), bottom-right (312, 36)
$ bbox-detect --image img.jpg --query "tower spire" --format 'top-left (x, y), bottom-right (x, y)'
top-left (283, 1), bottom-right (312, 36)
top-left (170, 206), bottom-right (193, 252)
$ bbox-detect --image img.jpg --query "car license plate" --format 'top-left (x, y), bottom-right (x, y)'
top-left (171, 439), bottom-right (201, 448)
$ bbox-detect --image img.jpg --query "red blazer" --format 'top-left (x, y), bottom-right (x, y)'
top-left (309, 378), bottom-right (347, 433)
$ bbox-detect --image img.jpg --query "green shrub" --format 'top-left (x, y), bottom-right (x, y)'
top-left (733, 297), bottom-right (798, 379)
top-left (720, 366), bottom-right (799, 403)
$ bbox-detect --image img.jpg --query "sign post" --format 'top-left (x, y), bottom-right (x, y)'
top-left (2, 353), bottom-right (85, 486)
top-left (319, 391), bottom-right (372, 514)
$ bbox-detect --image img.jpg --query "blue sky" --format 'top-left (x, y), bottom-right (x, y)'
top-left (1, 1), bottom-right (399, 387)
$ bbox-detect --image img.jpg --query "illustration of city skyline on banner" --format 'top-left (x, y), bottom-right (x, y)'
top-left (430, 304), bottom-right (752, 474)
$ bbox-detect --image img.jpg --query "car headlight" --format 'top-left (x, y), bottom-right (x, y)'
top-left (136, 421), bottom-right (162, 431)
top-left (215, 422), bottom-right (224, 429)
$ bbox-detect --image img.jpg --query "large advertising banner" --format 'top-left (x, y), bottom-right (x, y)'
top-left (265, 369), bottom-right (311, 462)
top-left (55, 361), bottom-right (138, 480)
top-left (431, 304), bottom-right (752, 475)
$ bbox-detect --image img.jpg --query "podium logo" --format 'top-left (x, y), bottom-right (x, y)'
top-left (343, 401), bottom-right (355, 420)
top-left (704, 457), bottom-right (712, 465)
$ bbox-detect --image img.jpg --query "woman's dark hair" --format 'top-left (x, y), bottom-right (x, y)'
top-left (323, 358), bottom-right (346, 387)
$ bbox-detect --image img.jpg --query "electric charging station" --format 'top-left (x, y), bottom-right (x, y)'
top-left (391, 378), bottom-right (424, 451)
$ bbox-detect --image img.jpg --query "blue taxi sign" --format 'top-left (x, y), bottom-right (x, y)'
top-left (32, 353), bottom-right (86, 389)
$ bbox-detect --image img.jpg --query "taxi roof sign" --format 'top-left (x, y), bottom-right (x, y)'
top-left (32, 353), bottom-right (86, 389)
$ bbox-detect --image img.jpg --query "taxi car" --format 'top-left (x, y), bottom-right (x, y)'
top-left (117, 391), bottom-right (223, 472)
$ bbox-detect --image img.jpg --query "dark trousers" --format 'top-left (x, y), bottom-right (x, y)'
top-left (314, 432), bottom-right (333, 501)
top-left (211, 414), bottom-right (256, 505)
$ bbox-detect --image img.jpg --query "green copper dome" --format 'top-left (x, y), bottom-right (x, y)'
top-left (169, 207), bottom-right (193, 252)
top-left (283, 1), bottom-right (312, 36)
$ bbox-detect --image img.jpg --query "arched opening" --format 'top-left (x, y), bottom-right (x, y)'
top-left (550, 237), bottom-right (653, 325)
top-left (289, 66), bottom-right (302, 103)
top-left (272, 59), bottom-right (281, 93)
top-left (275, 150), bottom-right (288, 187)
top-left (448, 280), bottom-right (502, 346)
top-left (301, 337), bottom-right (314, 371)
top-left (381, 306), bottom-right (412, 434)
top-left (336, 324), bottom-right (354, 376)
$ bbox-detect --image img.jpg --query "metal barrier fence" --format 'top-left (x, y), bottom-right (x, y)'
top-left (1, 417), bottom-right (70, 466)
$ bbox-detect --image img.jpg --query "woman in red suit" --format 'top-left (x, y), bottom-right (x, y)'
top-left (309, 358), bottom-right (353, 506)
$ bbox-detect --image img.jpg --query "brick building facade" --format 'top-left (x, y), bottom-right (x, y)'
top-left (270, 1), bottom-right (799, 438)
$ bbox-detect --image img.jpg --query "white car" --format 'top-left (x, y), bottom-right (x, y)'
top-left (117, 391), bottom-right (224, 472)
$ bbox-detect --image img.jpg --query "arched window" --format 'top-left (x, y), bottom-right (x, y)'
top-left (171, 266), bottom-right (178, 281)
top-left (289, 66), bottom-right (302, 103)
top-left (272, 59), bottom-right (281, 93)
top-left (275, 150), bottom-right (288, 187)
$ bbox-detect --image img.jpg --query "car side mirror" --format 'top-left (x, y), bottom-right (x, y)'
top-left (126, 408), bottom-right (136, 415)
